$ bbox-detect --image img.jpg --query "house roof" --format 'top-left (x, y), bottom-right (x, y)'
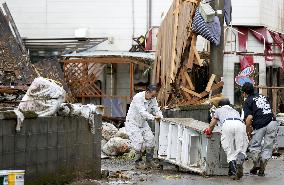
top-left (62, 51), bottom-right (155, 62)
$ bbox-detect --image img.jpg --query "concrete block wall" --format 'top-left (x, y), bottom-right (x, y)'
top-left (0, 115), bottom-right (102, 184)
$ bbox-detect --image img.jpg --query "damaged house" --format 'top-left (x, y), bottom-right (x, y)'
top-left (1, 0), bottom-right (172, 118)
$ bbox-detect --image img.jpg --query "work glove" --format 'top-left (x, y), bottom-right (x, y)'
top-left (203, 128), bottom-right (212, 137)
top-left (155, 116), bottom-right (162, 123)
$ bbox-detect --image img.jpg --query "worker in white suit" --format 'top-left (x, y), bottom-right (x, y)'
top-left (125, 85), bottom-right (163, 169)
top-left (204, 98), bottom-right (248, 180)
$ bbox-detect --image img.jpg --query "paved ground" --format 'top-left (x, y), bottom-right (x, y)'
top-left (96, 155), bottom-right (284, 185)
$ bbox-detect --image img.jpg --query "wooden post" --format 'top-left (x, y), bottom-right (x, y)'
top-left (272, 68), bottom-right (278, 113)
top-left (154, 118), bottom-right (160, 158)
top-left (130, 63), bottom-right (134, 99)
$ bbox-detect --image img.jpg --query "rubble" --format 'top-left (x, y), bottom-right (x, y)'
top-left (102, 137), bottom-right (131, 156)
top-left (58, 103), bottom-right (103, 134)
top-left (102, 122), bottom-right (119, 141)
top-left (0, 3), bottom-right (37, 86)
top-left (114, 127), bottom-right (129, 139)
top-left (152, 0), bottom-right (223, 108)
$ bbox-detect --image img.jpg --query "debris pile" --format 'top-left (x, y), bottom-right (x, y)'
top-left (58, 103), bottom-right (103, 134)
top-left (102, 137), bottom-right (130, 156)
top-left (0, 3), bottom-right (37, 86)
top-left (152, 0), bottom-right (224, 108)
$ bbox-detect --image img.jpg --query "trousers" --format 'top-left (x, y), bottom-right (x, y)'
top-left (221, 120), bottom-right (248, 162)
top-left (249, 120), bottom-right (278, 161)
top-left (125, 121), bottom-right (154, 152)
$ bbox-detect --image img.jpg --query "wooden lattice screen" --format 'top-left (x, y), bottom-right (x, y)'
top-left (63, 60), bottom-right (105, 98)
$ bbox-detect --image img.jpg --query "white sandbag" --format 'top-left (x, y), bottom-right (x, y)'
top-left (18, 77), bottom-right (66, 117)
top-left (102, 122), bottom-right (118, 141)
top-left (102, 137), bottom-right (130, 156)
top-left (114, 127), bottom-right (129, 139)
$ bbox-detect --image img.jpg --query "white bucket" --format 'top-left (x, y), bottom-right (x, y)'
top-left (8, 170), bottom-right (25, 185)
top-left (0, 170), bottom-right (8, 185)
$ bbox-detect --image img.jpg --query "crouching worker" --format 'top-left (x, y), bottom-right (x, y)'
top-left (204, 98), bottom-right (248, 180)
top-left (242, 82), bottom-right (278, 176)
top-left (125, 85), bottom-right (163, 169)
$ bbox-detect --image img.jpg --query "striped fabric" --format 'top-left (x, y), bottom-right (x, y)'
top-left (192, 10), bottom-right (219, 46)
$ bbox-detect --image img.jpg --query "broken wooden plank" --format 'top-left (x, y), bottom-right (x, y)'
top-left (185, 0), bottom-right (200, 4)
top-left (193, 46), bottom-right (203, 66)
top-left (181, 86), bottom-right (202, 98)
top-left (200, 81), bottom-right (224, 98)
top-left (184, 71), bottom-right (195, 90)
top-left (169, 0), bottom-right (180, 82)
top-left (181, 90), bottom-right (193, 101)
top-left (186, 34), bottom-right (197, 69)
top-left (205, 74), bottom-right (216, 92)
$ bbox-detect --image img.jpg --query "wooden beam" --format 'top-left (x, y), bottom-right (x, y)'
top-left (186, 34), bottom-right (197, 69)
top-left (181, 90), bottom-right (193, 101)
top-left (185, 0), bottom-right (200, 4)
top-left (255, 86), bottom-right (284, 89)
top-left (205, 74), bottom-right (216, 92)
top-left (130, 63), bottom-right (134, 99)
top-left (200, 81), bottom-right (224, 98)
top-left (184, 71), bottom-right (195, 90)
top-left (272, 89), bottom-right (278, 113)
top-left (62, 58), bottom-right (150, 68)
top-left (180, 86), bottom-right (202, 98)
top-left (169, 0), bottom-right (180, 82)
top-left (193, 46), bottom-right (204, 66)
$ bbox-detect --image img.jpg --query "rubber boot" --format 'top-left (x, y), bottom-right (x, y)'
top-left (236, 152), bottom-right (245, 179)
top-left (145, 148), bottom-right (160, 169)
top-left (229, 160), bottom-right (237, 180)
top-left (134, 151), bottom-right (145, 170)
top-left (250, 158), bottom-right (260, 175)
top-left (258, 159), bottom-right (268, 177)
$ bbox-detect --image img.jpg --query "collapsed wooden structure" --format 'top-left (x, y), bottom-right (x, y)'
top-left (0, 3), bottom-right (37, 86)
top-left (152, 0), bottom-right (223, 107)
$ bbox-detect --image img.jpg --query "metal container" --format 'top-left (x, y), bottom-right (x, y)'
top-left (276, 115), bottom-right (284, 148)
top-left (155, 118), bottom-right (228, 175)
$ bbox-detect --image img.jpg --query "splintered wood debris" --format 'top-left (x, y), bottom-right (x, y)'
top-left (152, 0), bottom-right (223, 108)
top-left (0, 3), bottom-right (37, 86)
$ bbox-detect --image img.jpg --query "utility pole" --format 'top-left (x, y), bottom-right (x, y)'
top-left (210, 0), bottom-right (224, 81)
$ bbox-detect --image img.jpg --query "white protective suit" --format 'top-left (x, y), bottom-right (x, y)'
top-left (125, 91), bottom-right (163, 151)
